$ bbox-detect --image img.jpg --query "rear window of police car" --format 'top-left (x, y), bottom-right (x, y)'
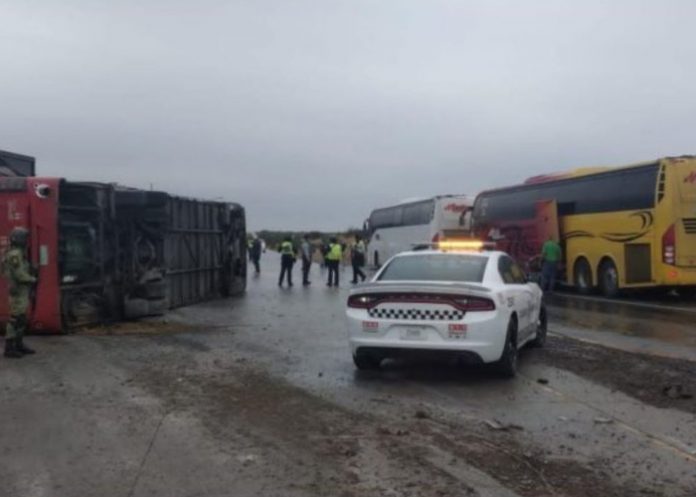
top-left (378, 254), bottom-right (487, 282)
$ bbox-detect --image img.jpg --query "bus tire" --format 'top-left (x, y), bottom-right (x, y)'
top-left (598, 258), bottom-right (619, 298)
top-left (573, 258), bottom-right (593, 294)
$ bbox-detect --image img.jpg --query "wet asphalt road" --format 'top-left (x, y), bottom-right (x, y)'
top-left (1, 255), bottom-right (695, 497)
top-left (546, 291), bottom-right (696, 356)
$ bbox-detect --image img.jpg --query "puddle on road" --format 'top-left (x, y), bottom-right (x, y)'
top-left (546, 294), bottom-right (696, 347)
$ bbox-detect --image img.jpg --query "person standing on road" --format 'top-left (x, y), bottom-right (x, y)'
top-left (540, 236), bottom-right (562, 293)
top-left (3, 227), bottom-right (38, 359)
top-left (249, 234), bottom-right (262, 275)
top-left (278, 236), bottom-right (296, 287)
top-left (301, 234), bottom-right (313, 286)
top-left (325, 237), bottom-right (342, 287)
top-left (351, 235), bottom-right (367, 284)
top-left (321, 241), bottom-right (329, 269)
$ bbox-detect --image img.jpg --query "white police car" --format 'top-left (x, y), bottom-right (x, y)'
top-left (346, 241), bottom-right (546, 377)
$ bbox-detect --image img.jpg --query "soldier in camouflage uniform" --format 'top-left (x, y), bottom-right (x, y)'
top-left (3, 227), bottom-right (37, 358)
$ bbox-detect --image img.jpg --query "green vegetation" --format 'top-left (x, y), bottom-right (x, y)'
top-left (250, 229), bottom-right (363, 251)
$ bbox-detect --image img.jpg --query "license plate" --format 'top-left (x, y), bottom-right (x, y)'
top-left (400, 326), bottom-right (426, 340)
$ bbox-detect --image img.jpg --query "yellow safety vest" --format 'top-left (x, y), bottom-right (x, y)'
top-left (326, 243), bottom-right (342, 261)
top-left (281, 241), bottom-right (294, 255)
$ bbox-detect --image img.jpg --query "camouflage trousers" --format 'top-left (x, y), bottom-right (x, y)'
top-left (5, 314), bottom-right (28, 340)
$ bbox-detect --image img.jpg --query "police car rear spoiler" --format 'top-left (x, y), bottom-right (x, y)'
top-left (353, 281), bottom-right (492, 294)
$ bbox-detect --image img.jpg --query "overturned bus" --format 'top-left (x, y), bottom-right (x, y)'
top-left (0, 176), bottom-right (246, 333)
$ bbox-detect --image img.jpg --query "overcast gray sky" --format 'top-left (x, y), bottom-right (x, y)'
top-left (1, 0), bottom-right (695, 230)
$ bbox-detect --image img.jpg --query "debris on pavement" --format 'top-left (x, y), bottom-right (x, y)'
top-left (376, 426), bottom-right (410, 437)
top-left (414, 409), bottom-right (430, 420)
top-left (593, 417), bottom-right (614, 425)
top-left (537, 378), bottom-right (550, 385)
top-left (484, 419), bottom-right (524, 431)
top-left (662, 384), bottom-right (693, 400)
top-left (537, 336), bottom-right (696, 414)
top-left (236, 454), bottom-right (258, 466)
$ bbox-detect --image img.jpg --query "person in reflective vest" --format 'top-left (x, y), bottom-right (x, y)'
top-left (325, 237), bottom-right (342, 287)
top-left (278, 236), bottom-right (296, 287)
top-left (351, 235), bottom-right (367, 284)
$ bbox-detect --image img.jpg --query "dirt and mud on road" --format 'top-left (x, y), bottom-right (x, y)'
top-left (132, 358), bottom-right (679, 497)
top-left (1, 259), bottom-right (695, 497)
top-left (536, 335), bottom-right (696, 414)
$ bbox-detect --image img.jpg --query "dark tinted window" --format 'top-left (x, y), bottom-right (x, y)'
top-left (510, 261), bottom-right (526, 283)
top-left (378, 254), bottom-right (487, 282)
top-left (498, 256), bottom-right (526, 284)
top-left (370, 206), bottom-right (403, 229)
top-left (474, 163), bottom-right (659, 222)
top-left (498, 256), bottom-right (515, 284)
top-left (370, 200), bottom-right (434, 229)
top-left (402, 200), bottom-right (434, 226)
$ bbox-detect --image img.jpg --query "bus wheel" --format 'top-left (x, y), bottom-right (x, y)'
top-left (573, 258), bottom-right (593, 294)
top-left (599, 259), bottom-right (619, 298)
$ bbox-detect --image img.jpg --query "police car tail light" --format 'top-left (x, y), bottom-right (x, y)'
top-left (451, 296), bottom-right (495, 311)
top-left (662, 223), bottom-right (676, 265)
top-left (347, 294), bottom-right (379, 309)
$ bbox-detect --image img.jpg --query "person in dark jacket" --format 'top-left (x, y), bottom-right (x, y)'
top-left (351, 235), bottom-right (367, 284)
top-left (249, 235), bottom-right (262, 274)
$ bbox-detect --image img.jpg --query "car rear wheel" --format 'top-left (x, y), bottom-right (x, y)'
top-left (530, 305), bottom-right (547, 348)
top-left (573, 258), bottom-right (593, 294)
top-left (678, 286), bottom-right (696, 299)
top-left (599, 259), bottom-right (619, 298)
top-left (353, 351), bottom-right (382, 370)
top-left (494, 319), bottom-right (518, 378)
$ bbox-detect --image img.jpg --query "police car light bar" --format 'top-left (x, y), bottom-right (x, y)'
top-left (411, 240), bottom-right (496, 252)
top-left (439, 240), bottom-right (486, 251)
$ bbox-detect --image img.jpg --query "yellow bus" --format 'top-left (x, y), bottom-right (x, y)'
top-left (471, 156), bottom-right (696, 297)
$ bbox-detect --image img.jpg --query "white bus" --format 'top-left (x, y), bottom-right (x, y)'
top-left (365, 195), bottom-right (475, 267)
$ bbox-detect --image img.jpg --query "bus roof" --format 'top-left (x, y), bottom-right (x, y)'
top-left (371, 194), bottom-right (473, 212)
top-left (480, 156), bottom-right (695, 197)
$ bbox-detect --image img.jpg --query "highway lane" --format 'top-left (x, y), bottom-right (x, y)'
top-left (1, 256), bottom-right (694, 497)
